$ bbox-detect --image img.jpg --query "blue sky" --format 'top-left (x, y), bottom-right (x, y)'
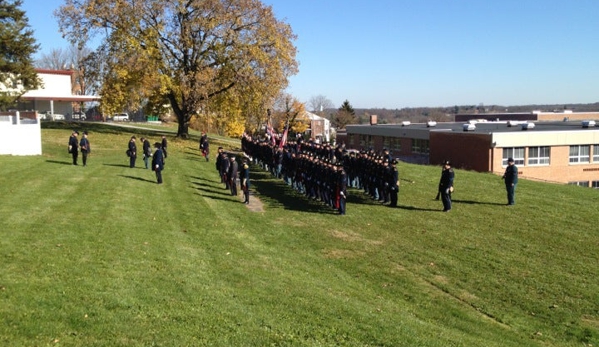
top-left (22, 0), bottom-right (599, 109)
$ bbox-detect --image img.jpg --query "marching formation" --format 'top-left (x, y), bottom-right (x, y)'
top-left (66, 129), bottom-right (518, 211)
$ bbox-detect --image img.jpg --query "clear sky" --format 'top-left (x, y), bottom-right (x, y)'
top-left (22, 0), bottom-right (599, 109)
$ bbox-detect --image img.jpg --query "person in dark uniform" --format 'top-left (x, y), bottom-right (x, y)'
top-left (439, 160), bottom-right (454, 212)
top-left (241, 158), bottom-right (250, 204)
top-left (502, 157), bottom-right (518, 205)
top-left (220, 152), bottom-right (230, 189)
top-left (161, 135), bottom-right (168, 158)
top-left (79, 131), bottom-right (90, 166)
top-left (128, 136), bottom-right (137, 168)
top-left (202, 139), bottom-right (210, 162)
top-left (151, 142), bottom-right (165, 184)
top-left (389, 159), bottom-right (399, 207)
top-left (337, 165), bottom-right (348, 215)
top-left (199, 132), bottom-right (207, 151)
top-left (228, 155), bottom-right (238, 196)
top-left (141, 137), bottom-right (151, 169)
top-left (68, 130), bottom-right (79, 165)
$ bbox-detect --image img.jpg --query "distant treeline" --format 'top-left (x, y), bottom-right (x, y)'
top-left (322, 102), bottom-right (599, 124)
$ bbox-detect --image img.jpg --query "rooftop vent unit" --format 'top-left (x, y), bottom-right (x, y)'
top-left (521, 122), bottom-right (535, 130)
top-left (582, 120), bottom-right (596, 128)
top-left (463, 123), bottom-right (476, 131)
top-left (426, 121), bottom-right (437, 127)
top-left (401, 121), bottom-right (411, 127)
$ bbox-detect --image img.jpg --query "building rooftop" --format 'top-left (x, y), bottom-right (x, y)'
top-left (347, 120), bottom-right (599, 134)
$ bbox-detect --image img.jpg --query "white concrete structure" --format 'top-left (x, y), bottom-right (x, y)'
top-left (0, 111), bottom-right (41, 155)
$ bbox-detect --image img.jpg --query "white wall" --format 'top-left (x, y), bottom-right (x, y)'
top-left (0, 113), bottom-right (42, 155)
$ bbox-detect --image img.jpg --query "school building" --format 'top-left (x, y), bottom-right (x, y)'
top-left (340, 112), bottom-right (599, 187)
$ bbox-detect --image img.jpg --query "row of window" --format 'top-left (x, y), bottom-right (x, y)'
top-left (568, 181), bottom-right (599, 189)
top-left (503, 145), bottom-right (599, 166)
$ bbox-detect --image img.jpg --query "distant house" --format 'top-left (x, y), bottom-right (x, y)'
top-left (302, 111), bottom-right (331, 143)
top-left (18, 69), bottom-right (100, 118)
top-left (0, 69), bottom-right (100, 156)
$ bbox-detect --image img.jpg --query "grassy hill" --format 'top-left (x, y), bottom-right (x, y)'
top-left (0, 122), bottom-right (597, 346)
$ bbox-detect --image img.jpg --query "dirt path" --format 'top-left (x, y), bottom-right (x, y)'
top-left (244, 192), bottom-right (264, 212)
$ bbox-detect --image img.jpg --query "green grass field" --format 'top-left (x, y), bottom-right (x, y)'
top-left (1, 122), bottom-right (598, 346)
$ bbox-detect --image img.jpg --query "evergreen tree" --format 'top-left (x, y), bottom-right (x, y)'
top-left (0, 0), bottom-right (40, 110)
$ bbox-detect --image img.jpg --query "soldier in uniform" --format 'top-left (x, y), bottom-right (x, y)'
top-left (389, 159), bottom-right (399, 207)
top-left (79, 131), bottom-right (90, 167)
top-left (128, 136), bottom-right (137, 168)
top-left (337, 165), bottom-right (348, 215)
top-left (502, 157), bottom-right (518, 205)
top-left (151, 142), bottom-right (165, 184)
top-left (68, 130), bottom-right (79, 165)
top-left (241, 159), bottom-right (250, 204)
top-left (439, 160), bottom-right (454, 212)
top-left (228, 155), bottom-right (239, 196)
top-left (141, 137), bottom-right (151, 169)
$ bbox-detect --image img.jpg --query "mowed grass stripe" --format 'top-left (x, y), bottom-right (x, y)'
top-left (0, 122), bottom-right (597, 346)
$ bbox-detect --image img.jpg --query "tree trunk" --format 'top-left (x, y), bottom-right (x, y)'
top-left (177, 118), bottom-right (190, 139)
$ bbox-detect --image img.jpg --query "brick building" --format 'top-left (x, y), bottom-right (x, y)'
top-left (340, 113), bottom-right (599, 187)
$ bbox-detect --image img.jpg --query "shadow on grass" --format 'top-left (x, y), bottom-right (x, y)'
top-left (193, 192), bottom-right (240, 203)
top-left (452, 199), bottom-right (505, 206)
top-left (250, 170), bottom-right (337, 214)
top-left (45, 160), bottom-right (72, 165)
top-left (118, 175), bottom-right (156, 183)
top-left (191, 183), bottom-right (232, 197)
top-left (189, 175), bottom-right (221, 184)
top-left (103, 163), bottom-right (133, 168)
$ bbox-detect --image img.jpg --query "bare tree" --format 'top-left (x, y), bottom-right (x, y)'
top-left (35, 48), bottom-right (70, 70)
top-left (308, 94), bottom-right (334, 114)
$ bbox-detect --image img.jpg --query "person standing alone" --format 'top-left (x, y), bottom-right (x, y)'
top-left (79, 131), bottom-right (90, 166)
top-left (439, 160), bottom-right (454, 212)
top-left (68, 130), bottom-right (79, 165)
top-left (152, 142), bottom-right (165, 184)
top-left (502, 157), bottom-right (518, 205)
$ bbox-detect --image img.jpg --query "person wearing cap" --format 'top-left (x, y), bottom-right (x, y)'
top-left (439, 160), bottom-right (454, 212)
top-left (128, 136), bottom-right (137, 168)
top-left (140, 137), bottom-right (151, 169)
top-left (79, 131), bottom-right (90, 167)
top-left (151, 142), bottom-right (165, 184)
top-left (227, 155), bottom-right (238, 196)
top-left (502, 157), bottom-right (518, 205)
top-left (68, 130), bottom-right (79, 165)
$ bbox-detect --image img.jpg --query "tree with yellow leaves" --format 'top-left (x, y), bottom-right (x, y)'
top-left (56, 0), bottom-right (298, 138)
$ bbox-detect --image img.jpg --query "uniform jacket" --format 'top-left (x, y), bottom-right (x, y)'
top-left (152, 148), bottom-right (165, 171)
top-left (503, 164), bottom-right (518, 185)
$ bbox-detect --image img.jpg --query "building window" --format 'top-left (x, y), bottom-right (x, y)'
top-left (392, 138), bottom-right (401, 151)
top-left (528, 146), bottom-right (550, 165)
top-left (411, 139), bottom-right (429, 154)
top-left (568, 181), bottom-right (589, 187)
top-left (383, 136), bottom-right (390, 150)
top-left (502, 147), bottom-right (525, 166)
top-left (593, 144), bottom-right (599, 162)
top-left (348, 135), bottom-right (354, 147)
top-left (569, 145), bottom-right (590, 163)
top-left (592, 181), bottom-right (599, 189)
top-left (359, 135), bottom-right (371, 148)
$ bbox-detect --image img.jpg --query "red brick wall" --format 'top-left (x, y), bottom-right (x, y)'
top-left (430, 132), bottom-right (492, 171)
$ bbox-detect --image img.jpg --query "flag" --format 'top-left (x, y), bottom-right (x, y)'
top-left (266, 119), bottom-right (276, 146)
top-left (279, 119), bottom-right (289, 149)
